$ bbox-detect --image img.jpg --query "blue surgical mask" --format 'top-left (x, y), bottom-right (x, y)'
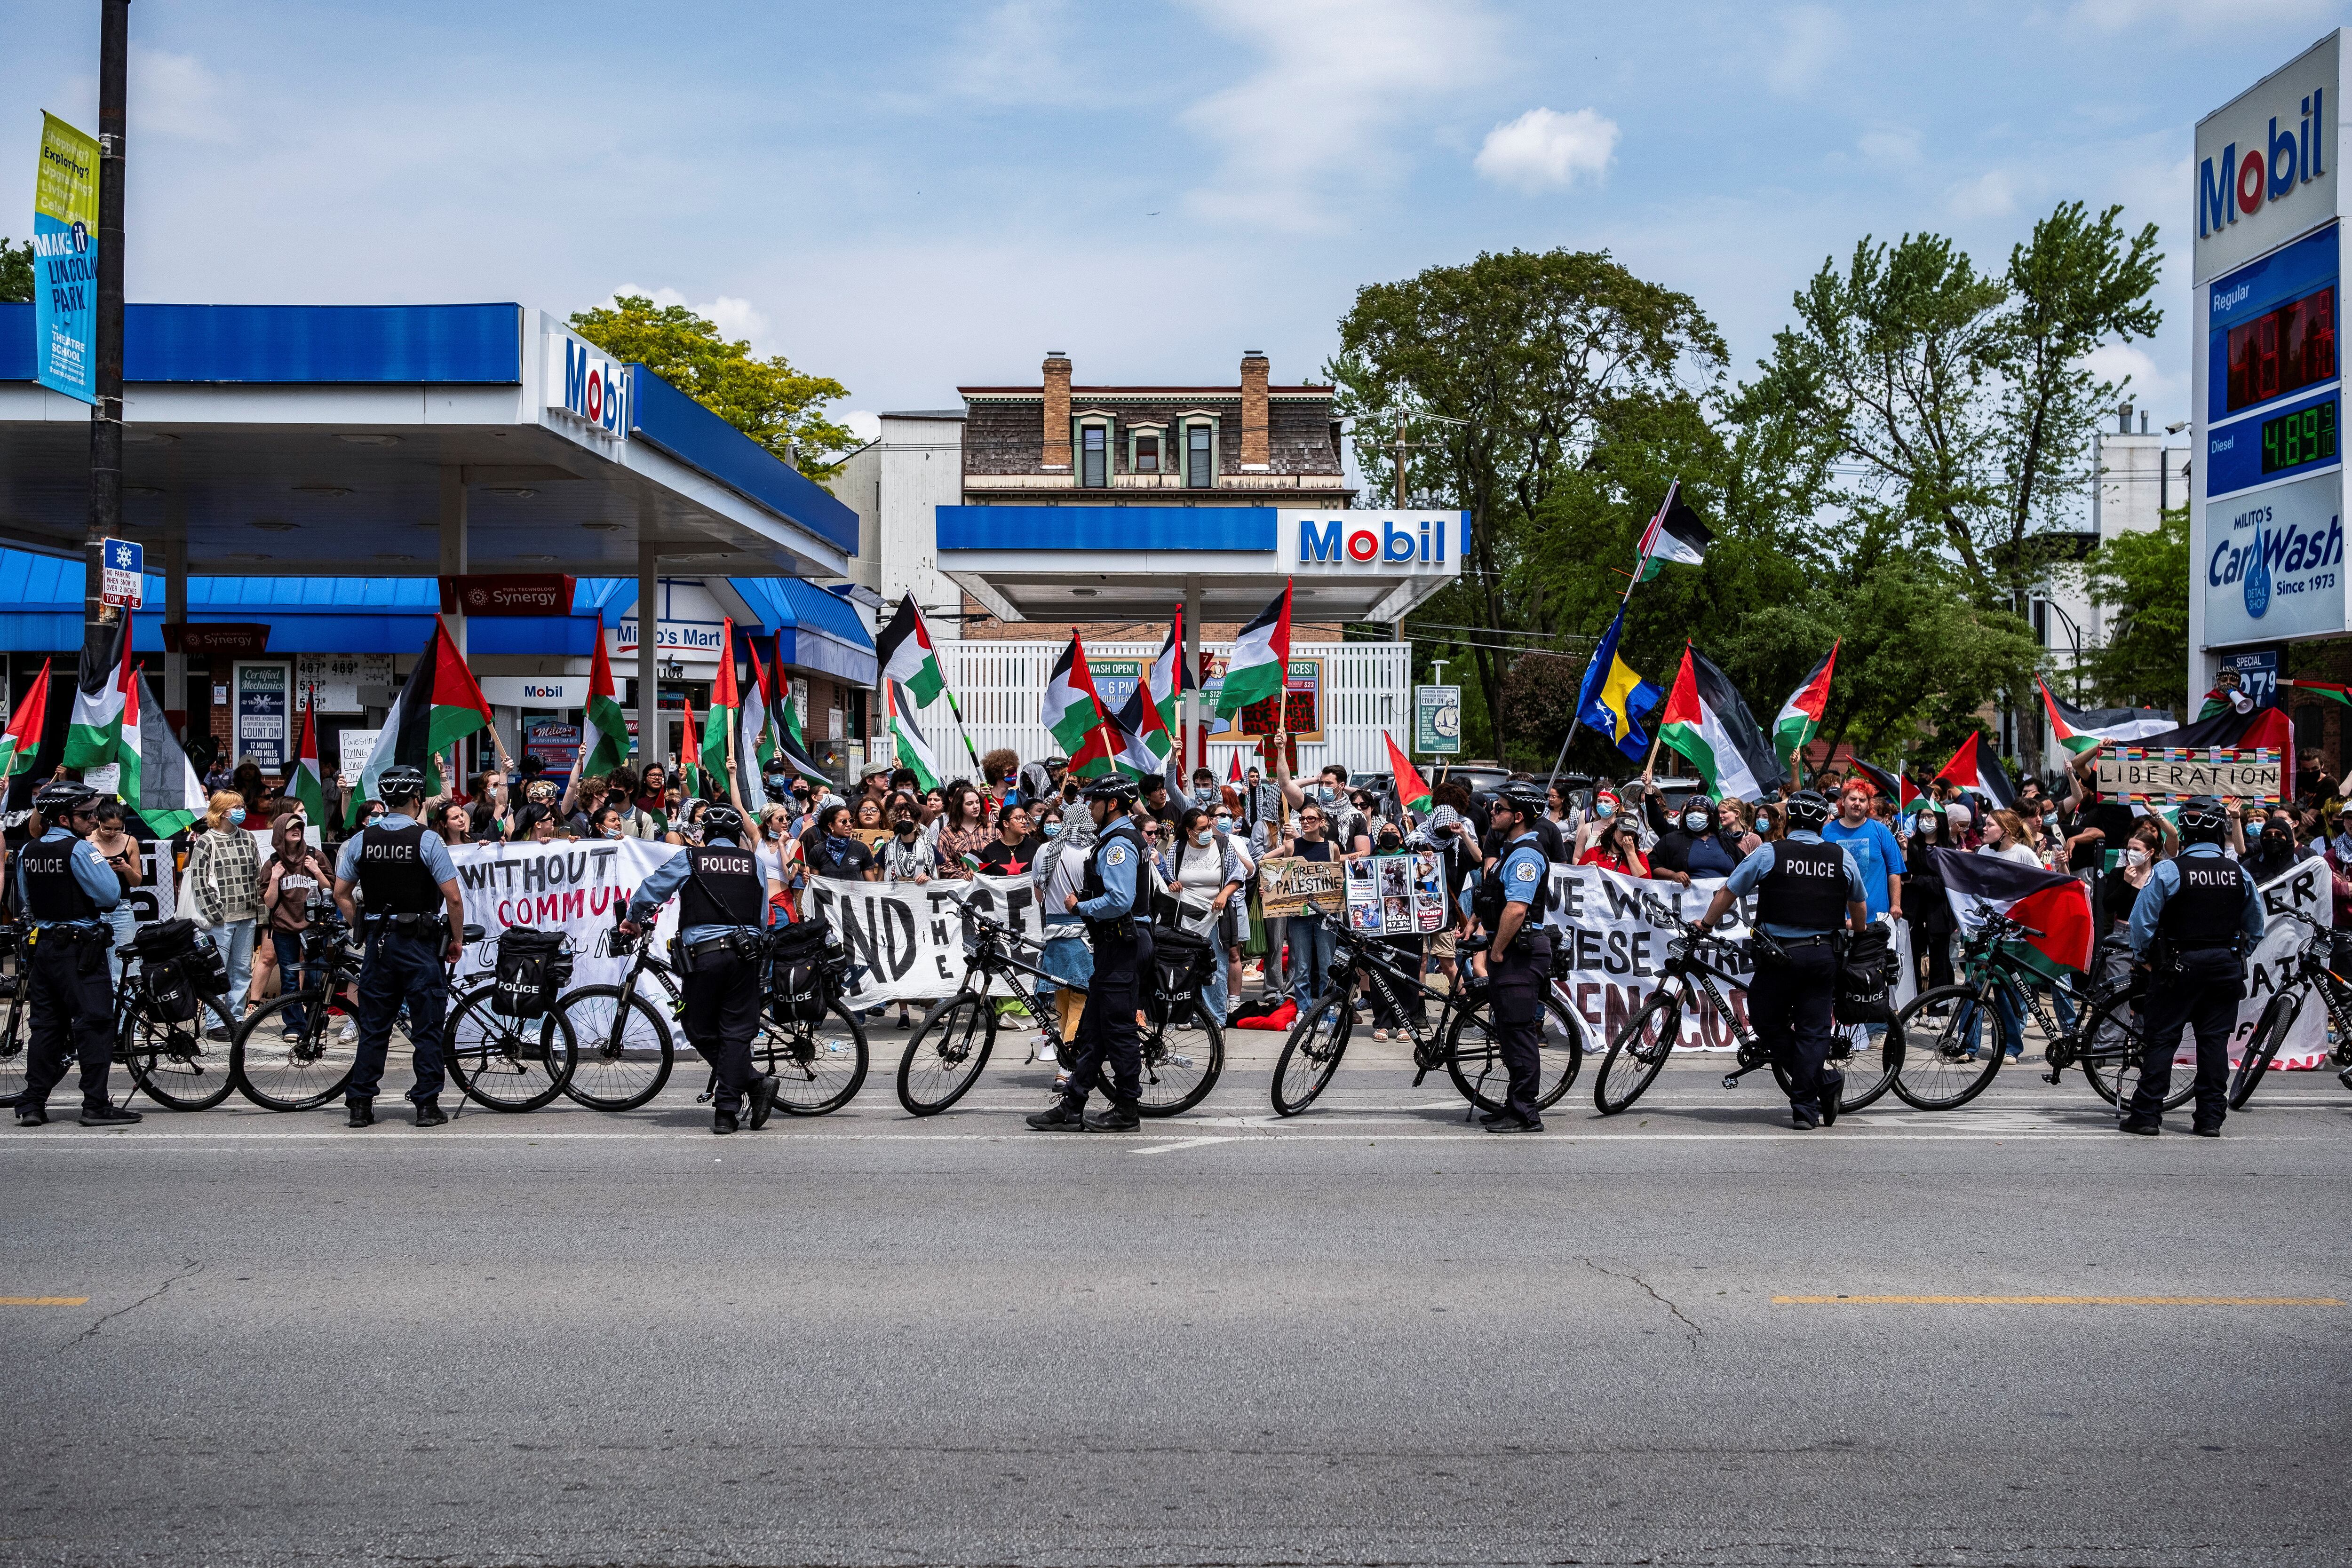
top-left (226, 808), bottom-right (246, 826)
top-left (1594, 801), bottom-right (1615, 820)
top-left (1042, 821), bottom-right (1062, 838)
top-left (1215, 814), bottom-right (1233, 831)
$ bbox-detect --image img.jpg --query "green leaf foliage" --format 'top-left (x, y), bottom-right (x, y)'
top-left (0, 237), bottom-right (33, 304)
top-left (2082, 509), bottom-right (2189, 716)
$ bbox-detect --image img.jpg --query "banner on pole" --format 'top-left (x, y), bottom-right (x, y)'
top-left (32, 111), bottom-right (100, 405)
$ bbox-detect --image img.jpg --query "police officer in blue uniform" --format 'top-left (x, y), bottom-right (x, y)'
top-left (13, 781), bottom-right (140, 1128)
top-left (1701, 789), bottom-right (1868, 1129)
top-left (1476, 781), bottom-right (1556, 1133)
top-left (620, 802), bottom-right (777, 1136)
top-left (331, 764), bottom-right (466, 1129)
top-left (1029, 775), bottom-right (1153, 1133)
top-left (2123, 794), bottom-right (2265, 1137)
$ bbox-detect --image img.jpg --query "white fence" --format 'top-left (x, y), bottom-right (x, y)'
top-left (889, 640), bottom-right (1412, 781)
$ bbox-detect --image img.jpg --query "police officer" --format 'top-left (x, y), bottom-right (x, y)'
top-left (1472, 781), bottom-right (1555, 1133)
top-left (1028, 776), bottom-right (1153, 1133)
top-left (1701, 789), bottom-right (1868, 1129)
top-left (13, 781), bottom-right (140, 1128)
top-left (2122, 794), bottom-right (2265, 1137)
top-left (331, 764), bottom-right (466, 1129)
top-left (620, 802), bottom-right (777, 1135)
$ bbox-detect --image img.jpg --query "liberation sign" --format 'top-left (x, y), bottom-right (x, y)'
top-left (2094, 746), bottom-right (2283, 803)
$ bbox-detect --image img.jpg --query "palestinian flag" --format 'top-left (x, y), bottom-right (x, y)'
top-left (1847, 757), bottom-right (1919, 810)
top-left (1227, 751), bottom-right (1244, 784)
top-left (768, 633), bottom-right (834, 786)
top-left (2039, 676), bottom-right (2174, 755)
top-left (700, 617), bottom-right (741, 798)
top-left (889, 679), bottom-right (943, 792)
top-left (583, 615), bottom-right (633, 775)
top-left (1043, 636), bottom-right (1116, 773)
top-left (119, 669), bottom-right (209, 837)
top-left (1113, 613), bottom-right (1186, 780)
top-left (2197, 684), bottom-right (2257, 721)
top-left (1384, 733), bottom-right (1431, 815)
top-left (1772, 641), bottom-right (1838, 768)
top-left (2287, 677), bottom-right (2352, 708)
top-left (1216, 583), bottom-right (1292, 717)
top-left (63, 616), bottom-right (132, 770)
top-left (1657, 644), bottom-right (1779, 803)
top-left (1636, 481), bottom-right (1713, 581)
top-left (288, 700), bottom-right (327, 825)
top-left (876, 594), bottom-right (947, 707)
top-left (0, 658), bottom-right (52, 779)
top-left (361, 616), bottom-right (496, 814)
top-left (736, 636), bottom-right (778, 806)
top-left (1931, 731), bottom-right (2016, 811)
top-left (677, 696), bottom-right (704, 799)
top-left (1933, 849), bottom-right (2095, 974)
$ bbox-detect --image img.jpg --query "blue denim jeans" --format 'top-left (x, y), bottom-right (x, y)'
top-left (270, 929), bottom-right (313, 1029)
top-left (205, 919), bottom-right (255, 1029)
top-left (1289, 913), bottom-right (1338, 1008)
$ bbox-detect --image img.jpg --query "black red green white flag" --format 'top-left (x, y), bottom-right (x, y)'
top-left (0, 658), bottom-right (50, 779)
top-left (1932, 849), bottom-right (2094, 973)
top-left (1043, 636), bottom-right (1118, 775)
top-left (357, 616), bottom-right (495, 821)
top-left (583, 615), bottom-right (632, 776)
top-left (1216, 584), bottom-right (1291, 717)
top-left (288, 700), bottom-right (327, 824)
top-left (1636, 482), bottom-right (1713, 582)
top-left (2038, 676), bottom-right (2174, 755)
top-left (1931, 731), bottom-right (2016, 811)
top-left (1657, 645), bottom-right (1779, 802)
top-left (1384, 733), bottom-right (1431, 815)
top-left (1772, 641), bottom-right (1838, 768)
top-left (876, 594), bottom-right (948, 707)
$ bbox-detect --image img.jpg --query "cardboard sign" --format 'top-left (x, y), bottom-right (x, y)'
top-left (1256, 854), bottom-right (1345, 918)
top-left (1343, 849), bottom-right (1446, 935)
top-left (2094, 746), bottom-right (2282, 803)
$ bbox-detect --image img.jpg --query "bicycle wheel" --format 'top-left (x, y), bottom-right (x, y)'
top-left (2229, 990), bottom-right (2299, 1109)
top-left (762, 998), bottom-right (869, 1115)
top-left (1270, 989), bottom-right (1351, 1117)
top-left (232, 990), bottom-right (357, 1110)
top-left (122, 993), bottom-right (238, 1111)
top-left (1446, 992), bottom-right (1584, 1114)
top-left (897, 993), bottom-right (993, 1116)
top-left (1890, 985), bottom-right (2005, 1111)
top-left (1134, 1010), bottom-right (1223, 1116)
top-left (1593, 990), bottom-right (1679, 1115)
top-left (445, 985), bottom-right (576, 1112)
top-left (0, 988), bottom-right (30, 1110)
top-left (556, 985), bottom-right (675, 1112)
top-left (1826, 1020), bottom-right (1900, 1112)
top-left (2081, 991), bottom-right (2199, 1113)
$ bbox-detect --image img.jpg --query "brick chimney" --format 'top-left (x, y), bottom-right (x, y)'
top-left (1240, 349), bottom-right (1270, 470)
top-left (1041, 350), bottom-right (1072, 470)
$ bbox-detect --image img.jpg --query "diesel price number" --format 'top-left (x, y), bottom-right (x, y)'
top-left (2261, 400), bottom-right (2338, 475)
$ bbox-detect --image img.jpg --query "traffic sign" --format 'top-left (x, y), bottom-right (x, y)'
top-left (1413, 684), bottom-right (1461, 754)
top-left (99, 537), bottom-right (143, 609)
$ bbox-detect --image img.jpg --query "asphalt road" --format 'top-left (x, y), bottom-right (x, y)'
top-left (7, 1042), bottom-right (2350, 1568)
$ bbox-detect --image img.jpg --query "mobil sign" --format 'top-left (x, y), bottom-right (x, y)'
top-left (543, 330), bottom-right (632, 442)
top-left (2194, 30), bottom-right (2343, 285)
top-left (1288, 510), bottom-right (1465, 576)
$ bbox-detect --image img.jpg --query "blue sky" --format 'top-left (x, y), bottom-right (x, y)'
top-left (4, 0), bottom-right (2349, 444)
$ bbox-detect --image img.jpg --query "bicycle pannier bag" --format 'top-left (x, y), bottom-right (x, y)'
top-left (765, 920), bottom-right (834, 1025)
top-left (493, 927), bottom-right (572, 1020)
top-left (179, 938), bottom-right (230, 997)
top-left (141, 955), bottom-right (203, 1024)
top-left (1150, 926), bottom-right (1214, 1013)
top-left (129, 918), bottom-right (200, 966)
top-left (1834, 926), bottom-right (1896, 1027)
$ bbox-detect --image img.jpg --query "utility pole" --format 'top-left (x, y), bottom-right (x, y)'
top-left (85, 0), bottom-right (129, 636)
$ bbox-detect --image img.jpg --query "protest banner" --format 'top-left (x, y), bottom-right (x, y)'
top-left (1344, 850), bottom-right (1445, 936)
top-left (2218, 859), bottom-right (2334, 1070)
top-left (802, 872), bottom-right (1046, 1005)
top-left (1257, 855), bottom-right (1344, 919)
top-left (2094, 746), bottom-right (2282, 804)
top-left (1543, 862), bottom-right (1913, 1053)
top-left (448, 838), bottom-right (682, 994)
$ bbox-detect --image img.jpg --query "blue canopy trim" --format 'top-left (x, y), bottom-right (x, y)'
top-left (0, 302), bottom-right (522, 384)
top-left (936, 504), bottom-right (1277, 552)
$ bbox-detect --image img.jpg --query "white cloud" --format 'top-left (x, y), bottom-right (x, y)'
top-left (2071, 0), bottom-right (2333, 32)
top-left (1947, 169), bottom-right (2018, 219)
top-left (1474, 107), bottom-right (1619, 193)
top-left (1766, 5), bottom-right (1843, 96)
top-left (607, 285), bottom-right (773, 351)
top-left (1177, 0), bottom-right (1502, 230)
top-left (939, 0), bottom-right (1102, 105)
top-left (1856, 125), bottom-right (1922, 168)
top-left (841, 410), bottom-right (882, 445)
top-left (132, 48), bottom-right (235, 144)
top-left (2084, 341), bottom-right (2158, 388)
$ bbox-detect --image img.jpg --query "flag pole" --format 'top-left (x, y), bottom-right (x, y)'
top-left (1549, 480), bottom-right (1675, 794)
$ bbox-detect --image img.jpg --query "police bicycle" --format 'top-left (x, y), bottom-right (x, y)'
top-left (897, 912), bottom-right (1222, 1117)
top-left (2226, 909), bottom-right (2352, 1108)
top-left (1591, 895), bottom-right (1900, 1116)
top-left (0, 922), bottom-right (33, 1108)
top-left (551, 912), bottom-right (868, 1115)
top-left (1891, 914), bottom-right (2174, 1112)
top-left (0, 919), bottom-right (240, 1113)
top-left (1270, 926), bottom-right (1585, 1118)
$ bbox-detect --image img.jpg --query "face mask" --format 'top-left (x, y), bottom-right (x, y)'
top-left (896, 823), bottom-right (918, 838)
top-left (826, 833), bottom-right (855, 857)
top-left (1042, 822), bottom-right (1062, 838)
top-left (1215, 815), bottom-right (1233, 831)
top-left (1192, 827), bottom-right (1213, 846)
top-left (1318, 785), bottom-right (1338, 805)
top-left (226, 808), bottom-right (246, 826)
top-left (2125, 846), bottom-right (2150, 868)
top-left (1377, 834), bottom-right (1402, 852)
top-left (2263, 829), bottom-right (2289, 849)
top-left (1683, 811), bottom-right (1708, 832)
top-left (1594, 801), bottom-right (1615, 819)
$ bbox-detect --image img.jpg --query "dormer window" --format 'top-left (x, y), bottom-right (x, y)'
top-left (1186, 423), bottom-right (1214, 487)
top-left (1134, 434), bottom-right (1160, 473)
top-left (1081, 425), bottom-right (1108, 488)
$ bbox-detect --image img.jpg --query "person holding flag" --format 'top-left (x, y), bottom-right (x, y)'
top-left (2121, 795), bottom-right (2265, 1137)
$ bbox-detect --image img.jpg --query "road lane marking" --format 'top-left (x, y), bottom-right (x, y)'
top-left (0, 1128), bottom-right (2336, 1145)
top-left (1129, 1136), bottom-right (1240, 1155)
top-left (1773, 1294), bottom-right (2344, 1307)
top-left (0, 1297), bottom-right (90, 1306)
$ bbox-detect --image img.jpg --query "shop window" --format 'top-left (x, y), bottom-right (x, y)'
top-left (1081, 425), bottom-right (1107, 488)
top-left (1186, 424), bottom-right (1213, 487)
top-left (845, 688), bottom-right (870, 739)
top-left (1134, 434), bottom-right (1160, 473)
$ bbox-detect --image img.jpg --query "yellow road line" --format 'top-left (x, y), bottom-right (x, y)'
top-left (1773, 1294), bottom-right (2342, 1307)
top-left (0, 1296), bottom-right (90, 1307)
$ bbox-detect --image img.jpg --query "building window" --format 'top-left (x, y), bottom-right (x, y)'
top-left (1186, 424), bottom-right (1213, 487)
top-left (1134, 434), bottom-right (1160, 473)
top-left (1081, 425), bottom-right (1107, 488)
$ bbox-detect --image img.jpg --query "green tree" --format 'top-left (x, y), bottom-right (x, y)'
top-left (2082, 509), bottom-right (2189, 716)
top-left (569, 295), bottom-right (856, 480)
top-left (0, 237), bottom-right (33, 304)
top-left (1328, 249), bottom-right (1725, 735)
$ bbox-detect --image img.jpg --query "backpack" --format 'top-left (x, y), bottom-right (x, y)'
top-left (1834, 926), bottom-right (1897, 1027)
top-left (492, 928), bottom-right (572, 1020)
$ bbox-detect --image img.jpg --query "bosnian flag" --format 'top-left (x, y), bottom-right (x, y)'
top-left (1657, 644), bottom-right (1779, 803)
top-left (1636, 481), bottom-right (1713, 581)
top-left (1216, 583), bottom-right (1292, 717)
top-left (1043, 636), bottom-right (1118, 777)
top-left (2039, 676), bottom-right (2173, 756)
top-left (1772, 640), bottom-right (1838, 769)
top-left (876, 594), bottom-right (948, 707)
top-left (1931, 731), bottom-right (2017, 811)
top-left (1933, 849), bottom-right (2095, 974)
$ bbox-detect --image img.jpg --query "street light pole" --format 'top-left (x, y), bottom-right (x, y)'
top-left (86, 0), bottom-right (128, 637)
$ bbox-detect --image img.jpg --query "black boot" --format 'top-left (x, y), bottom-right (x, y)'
top-left (1025, 1099), bottom-right (1088, 1132)
top-left (1819, 1070), bottom-right (1844, 1128)
top-left (413, 1097), bottom-right (447, 1128)
top-left (713, 1107), bottom-right (739, 1135)
top-left (747, 1074), bottom-right (778, 1131)
top-left (347, 1098), bottom-right (375, 1129)
top-left (1084, 1099), bottom-right (1142, 1132)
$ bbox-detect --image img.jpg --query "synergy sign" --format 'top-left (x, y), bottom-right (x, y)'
top-left (542, 333), bottom-right (631, 442)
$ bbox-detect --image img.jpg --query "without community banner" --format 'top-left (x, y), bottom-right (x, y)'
top-left (803, 872), bottom-right (1048, 1005)
top-left (448, 837), bottom-right (683, 994)
top-left (1542, 862), bottom-right (1914, 1053)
